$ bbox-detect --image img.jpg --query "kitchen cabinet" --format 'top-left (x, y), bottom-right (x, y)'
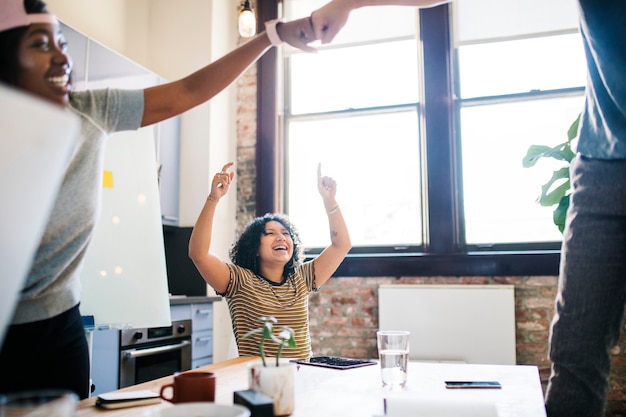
top-left (170, 297), bottom-right (220, 369)
top-left (90, 329), bottom-right (120, 396)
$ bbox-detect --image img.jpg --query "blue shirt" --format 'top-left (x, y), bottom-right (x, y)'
top-left (576, 0), bottom-right (626, 159)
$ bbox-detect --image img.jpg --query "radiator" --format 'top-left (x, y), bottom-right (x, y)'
top-left (378, 285), bottom-right (516, 365)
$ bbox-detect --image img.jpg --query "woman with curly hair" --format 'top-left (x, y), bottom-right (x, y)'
top-left (189, 162), bottom-right (351, 358)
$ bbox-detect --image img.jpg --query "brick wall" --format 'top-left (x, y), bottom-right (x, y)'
top-left (234, 62), bottom-right (626, 417)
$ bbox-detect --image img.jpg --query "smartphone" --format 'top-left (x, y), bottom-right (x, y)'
top-left (445, 381), bottom-right (502, 389)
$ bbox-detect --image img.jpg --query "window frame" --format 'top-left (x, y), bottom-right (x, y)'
top-left (256, 2), bottom-right (563, 276)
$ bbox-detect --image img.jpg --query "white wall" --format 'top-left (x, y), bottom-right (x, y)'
top-left (46, 0), bottom-right (240, 362)
top-left (46, 0), bottom-right (137, 58)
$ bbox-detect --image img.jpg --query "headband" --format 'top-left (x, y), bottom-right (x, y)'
top-left (0, 0), bottom-right (58, 33)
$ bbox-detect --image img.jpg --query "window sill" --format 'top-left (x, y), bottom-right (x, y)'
top-left (324, 251), bottom-right (560, 277)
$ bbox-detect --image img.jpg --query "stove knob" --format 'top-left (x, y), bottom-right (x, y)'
top-left (176, 325), bottom-right (186, 334)
top-left (133, 331), bottom-right (143, 340)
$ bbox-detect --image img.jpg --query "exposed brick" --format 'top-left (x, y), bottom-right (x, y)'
top-left (330, 296), bottom-right (358, 305)
top-left (517, 320), bottom-right (550, 332)
top-left (525, 276), bottom-right (558, 287)
top-left (493, 276), bottom-right (524, 285)
top-left (524, 297), bottom-right (555, 309)
top-left (458, 276), bottom-right (490, 285)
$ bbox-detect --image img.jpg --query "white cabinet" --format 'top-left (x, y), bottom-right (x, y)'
top-left (90, 329), bottom-right (120, 396)
top-left (170, 299), bottom-right (218, 369)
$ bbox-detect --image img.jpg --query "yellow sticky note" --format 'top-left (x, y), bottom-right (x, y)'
top-left (102, 171), bottom-right (114, 188)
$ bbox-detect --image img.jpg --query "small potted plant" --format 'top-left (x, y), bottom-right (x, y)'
top-left (244, 316), bottom-right (297, 416)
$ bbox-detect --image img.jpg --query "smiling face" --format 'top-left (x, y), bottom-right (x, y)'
top-left (258, 220), bottom-right (294, 267)
top-left (15, 22), bottom-right (72, 106)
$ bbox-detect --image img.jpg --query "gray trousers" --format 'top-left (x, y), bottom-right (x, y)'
top-left (545, 155), bottom-right (626, 417)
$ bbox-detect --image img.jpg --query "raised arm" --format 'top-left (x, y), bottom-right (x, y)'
top-left (312, 163), bottom-right (352, 286)
top-left (311, 0), bottom-right (449, 44)
top-left (189, 162), bottom-right (236, 294)
top-left (141, 17), bottom-right (316, 127)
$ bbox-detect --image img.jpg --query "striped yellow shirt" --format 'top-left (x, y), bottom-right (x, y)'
top-left (224, 262), bottom-right (318, 359)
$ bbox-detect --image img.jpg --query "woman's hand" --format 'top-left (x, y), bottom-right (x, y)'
top-left (208, 162), bottom-right (235, 202)
top-left (310, 0), bottom-right (352, 44)
top-left (276, 16), bottom-right (318, 53)
top-left (317, 163), bottom-right (337, 202)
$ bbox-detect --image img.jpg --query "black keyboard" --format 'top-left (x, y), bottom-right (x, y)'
top-left (293, 355), bottom-right (377, 369)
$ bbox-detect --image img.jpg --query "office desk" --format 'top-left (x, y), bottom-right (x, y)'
top-left (77, 357), bottom-right (546, 417)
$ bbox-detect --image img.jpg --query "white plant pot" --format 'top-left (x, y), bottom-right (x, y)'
top-left (248, 361), bottom-right (296, 416)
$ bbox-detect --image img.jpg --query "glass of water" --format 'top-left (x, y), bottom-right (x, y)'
top-left (377, 330), bottom-right (410, 389)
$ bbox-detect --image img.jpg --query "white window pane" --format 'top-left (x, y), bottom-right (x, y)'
top-left (284, 0), bottom-right (329, 19)
top-left (461, 97), bottom-right (584, 245)
top-left (458, 33), bottom-right (586, 98)
top-left (285, 2), bottom-right (417, 45)
top-left (286, 111), bottom-right (422, 248)
top-left (454, 0), bottom-right (579, 45)
top-left (289, 40), bottom-right (419, 114)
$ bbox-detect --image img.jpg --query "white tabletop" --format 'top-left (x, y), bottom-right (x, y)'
top-left (293, 361), bottom-right (546, 417)
top-left (77, 357), bottom-right (547, 417)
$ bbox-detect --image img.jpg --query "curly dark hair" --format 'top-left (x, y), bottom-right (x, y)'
top-left (229, 213), bottom-right (304, 280)
top-left (0, 0), bottom-right (49, 85)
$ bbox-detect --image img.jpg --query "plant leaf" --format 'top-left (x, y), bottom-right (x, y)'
top-left (553, 195), bottom-right (570, 233)
top-left (567, 114), bottom-right (581, 141)
top-left (523, 145), bottom-right (554, 168)
top-left (277, 328), bottom-right (294, 341)
top-left (538, 168), bottom-right (570, 206)
top-left (262, 322), bottom-right (274, 339)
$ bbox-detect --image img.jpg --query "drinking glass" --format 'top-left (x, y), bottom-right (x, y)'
top-left (377, 330), bottom-right (410, 389)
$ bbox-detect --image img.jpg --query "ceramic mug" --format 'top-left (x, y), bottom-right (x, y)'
top-left (160, 372), bottom-right (216, 403)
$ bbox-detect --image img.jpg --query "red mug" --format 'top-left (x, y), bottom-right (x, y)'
top-left (159, 372), bottom-right (216, 403)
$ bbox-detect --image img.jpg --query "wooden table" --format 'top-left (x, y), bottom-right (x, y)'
top-left (77, 357), bottom-right (546, 417)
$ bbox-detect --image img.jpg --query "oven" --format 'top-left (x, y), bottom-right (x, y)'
top-left (119, 319), bottom-right (192, 388)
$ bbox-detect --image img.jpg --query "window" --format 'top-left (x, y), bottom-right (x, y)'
top-left (256, 0), bottom-right (585, 276)
top-left (454, 0), bottom-right (585, 247)
top-left (283, 5), bottom-right (422, 251)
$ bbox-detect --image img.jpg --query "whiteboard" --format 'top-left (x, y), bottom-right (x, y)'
top-left (66, 21), bottom-right (171, 330)
top-left (379, 285), bottom-right (516, 365)
top-left (80, 127), bottom-right (171, 329)
top-left (0, 84), bottom-right (79, 346)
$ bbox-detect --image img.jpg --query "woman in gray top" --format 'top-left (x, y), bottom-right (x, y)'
top-left (0, 0), bottom-right (316, 399)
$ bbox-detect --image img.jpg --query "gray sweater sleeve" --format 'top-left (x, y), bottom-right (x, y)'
top-left (70, 88), bottom-right (144, 133)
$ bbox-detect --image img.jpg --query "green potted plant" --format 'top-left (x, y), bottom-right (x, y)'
top-left (522, 114), bottom-right (580, 233)
top-left (243, 315), bottom-right (296, 367)
top-left (244, 316), bottom-right (297, 416)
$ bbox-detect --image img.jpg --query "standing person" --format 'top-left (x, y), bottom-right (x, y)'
top-left (311, 0), bottom-right (626, 415)
top-left (544, 2), bottom-right (626, 416)
top-left (189, 162), bottom-right (351, 359)
top-left (0, 0), bottom-right (316, 399)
